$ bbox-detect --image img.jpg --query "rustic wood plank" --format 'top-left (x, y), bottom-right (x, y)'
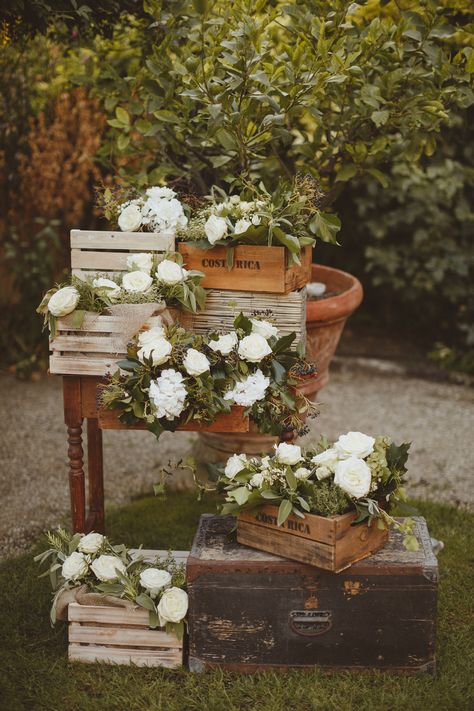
top-left (50, 356), bottom-right (121, 376)
top-left (71, 229), bottom-right (174, 251)
top-left (68, 644), bottom-right (182, 668)
top-left (237, 505), bottom-right (349, 545)
top-left (97, 406), bottom-right (250, 433)
top-left (51, 336), bottom-right (129, 353)
top-left (57, 313), bottom-right (165, 333)
top-left (334, 521), bottom-right (389, 571)
top-left (69, 624), bottom-right (182, 648)
top-left (71, 250), bottom-right (143, 271)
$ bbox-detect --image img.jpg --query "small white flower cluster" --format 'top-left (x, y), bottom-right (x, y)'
top-left (311, 431), bottom-right (376, 498)
top-left (118, 186), bottom-right (188, 233)
top-left (122, 256), bottom-right (189, 294)
top-left (224, 369), bottom-right (270, 407)
top-left (203, 195), bottom-right (267, 245)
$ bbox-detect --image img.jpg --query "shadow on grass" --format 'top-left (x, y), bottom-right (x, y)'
top-left (0, 494), bottom-right (473, 711)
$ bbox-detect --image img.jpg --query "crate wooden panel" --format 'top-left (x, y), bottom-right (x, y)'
top-left (70, 229), bottom-right (175, 279)
top-left (177, 288), bottom-right (306, 341)
top-left (237, 504), bottom-right (389, 572)
top-left (98, 405), bottom-right (249, 433)
top-left (50, 313), bottom-right (165, 376)
top-left (177, 244), bottom-right (312, 294)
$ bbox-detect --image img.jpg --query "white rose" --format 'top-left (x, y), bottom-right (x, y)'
top-left (275, 443), bottom-right (303, 465)
top-left (156, 259), bottom-right (188, 285)
top-left (48, 286), bottom-right (79, 317)
top-left (294, 467), bottom-right (311, 480)
top-left (234, 218), bottom-right (251, 234)
top-left (250, 318), bottom-right (278, 340)
top-left (238, 333), bottom-right (272, 362)
top-left (250, 472), bottom-right (265, 488)
top-left (225, 453), bottom-right (248, 479)
top-left (334, 432), bottom-right (375, 460)
top-left (126, 252), bottom-right (153, 274)
top-left (137, 337), bottom-right (172, 366)
top-left (311, 447), bottom-right (339, 472)
top-left (230, 195), bottom-right (241, 204)
top-left (145, 197), bottom-right (187, 230)
top-left (208, 332), bottom-right (238, 355)
top-left (122, 271), bottom-right (153, 293)
top-left (157, 587), bottom-right (188, 625)
top-left (183, 348), bottom-right (210, 377)
top-left (92, 277), bottom-right (121, 299)
top-left (334, 457), bottom-right (372, 499)
top-left (315, 465), bottom-right (332, 481)
top-left (118, 203), bottom-right (142, 232)
top-left (204, 215), bottom-right (228, 245)
top-left (223, 369), bottom-right (269, 407)
top-left (146, 186), bottom-right (176, 200)
top-left (62, 551), bottom-right (89, 581)
top-left (139, 568), bottom-right (172, 598)
top-left (90, 554), bottom-right (126, 582)
top-left (149, 369), bottom-right (187, 420)
top-left (138, 326), bottom-right (166, 346)
top-left (78, 532), bottom-right (105, 554)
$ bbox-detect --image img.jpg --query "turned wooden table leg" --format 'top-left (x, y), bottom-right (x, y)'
top-left (87, 418), bottom-right (105, 533)
top-left (63, 376), bottom-right (86, 533)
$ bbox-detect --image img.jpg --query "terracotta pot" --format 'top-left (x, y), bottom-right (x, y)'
top-left (305, 264), bottom-right (363, 397)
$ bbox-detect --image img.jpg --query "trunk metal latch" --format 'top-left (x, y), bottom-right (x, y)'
top-left (289, 609), bottom-right (332, 637)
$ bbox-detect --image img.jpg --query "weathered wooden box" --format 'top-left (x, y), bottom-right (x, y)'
top-left (177, 287), bottom-right (307, 341)
top-left (187, 515), bottom-right (438, 674)
top-left (177, 243), bottom-right (312, 294)
top-left (237, 504), bottom-right (388, 572)
top-left (50, 229), bottom-right (175, 377)
top-left (68, 549), bottom-right (188, 668)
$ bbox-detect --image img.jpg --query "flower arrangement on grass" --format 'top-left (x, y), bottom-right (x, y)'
top-left (99, 312), bottom-right (317, 439)
top-left (98, 184), bottom-right (188, 233)
top-left (37, 253), bottom-right (206, 336)
top-left (210, 433), bottom-right (418, 550)
top-left (178, 175), bottom-right (321, 266)
top-left (35, 529), bottom-right (188, 638)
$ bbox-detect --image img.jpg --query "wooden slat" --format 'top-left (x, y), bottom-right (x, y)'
top-left (97, 405), bottom-right (250, 433)
top-left (69, 624), bottom-right (182, 648)
top-left (68, 644), bottom-right (182, 667)
top-left (71, 229), bottom-right (175, 251)
top-left (50, 355), bottom-right (121, 376)
top-left (71, 250), bottom-right (141, 271)
top-left (69, 603), bottom-right (149, 625)
top-left (51, 336), bottom-right (128, 353)
top-left (57, 313), bottom-right (165, 333)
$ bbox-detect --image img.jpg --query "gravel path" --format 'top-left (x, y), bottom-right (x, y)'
top-left (0, 369), bottom-right (472, 559)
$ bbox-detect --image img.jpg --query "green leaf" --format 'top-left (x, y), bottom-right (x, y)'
top-left (271, 359), bottom-right (286, 384)
top-left (371, 110), bottom-right (389, 127)
top-left (153, 110), bottom-right (178, 123)
top-left (260, 489), bottom-right (280, 499)
top-left (72, 310), bottom-right (85, 329)
top-left (277, 499), bottom-right (293, 526)
top-left (403, 534), bottom-right (420, 552)
top-left (367, 168), bottom-right (389, 188)
top-left (335, 163), bottom-right (357, 182)
top-left (116, 359), bottom-right (141, 372)
top-left (310, 212), bottom-right (341, 244)
top-left (232, 486), bottom-right (250, 506)
top-left (135, 593), bottom-right (156, 612)
top-left (285, 468), bottom-right (297, 490)
top-left (115, 107), bottom-right (130, 126)
top-left (272, 332), bottom-right (296, 354)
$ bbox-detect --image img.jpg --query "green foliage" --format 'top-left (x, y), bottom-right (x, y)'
top-left (306, 480), bottom-right (352, 517)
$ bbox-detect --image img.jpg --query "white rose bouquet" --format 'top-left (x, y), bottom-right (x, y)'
top-left (178, 176), bottom-right (326, 266)
top-left (35, 529), bottom-right (188, 638)
top-left (98, 184), bottom-right (188, 234)
top-left (210, 433), bottom-right (418, 551)
top-left (37, 252), bottom-right (206, 336)
top-left (99, 312), bottom-right (317, 440)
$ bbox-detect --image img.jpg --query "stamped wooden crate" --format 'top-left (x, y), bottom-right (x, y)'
top-left (68, 549), bottom-right (188, 668)
top-left (177, 243), bottom-right (312, 294)
top-left (50, 229), bottom-right (175, 376)
top-left (237, 504), bottom-right (389, 572)
top-left (177, 288), bottom-right (307, 341)
top-left (97, 404), bottom-right (250, 433)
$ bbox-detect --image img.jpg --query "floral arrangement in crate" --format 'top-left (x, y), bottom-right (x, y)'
top-left (37, 252), bottom-right (206, 336)
top-left (209, 433), bottom-right (418, 550)
top-left (177, 175), bottom-right (325, 266)
top-left (97, 184), bottom-right (188, 234)
top-left (99, 312), bottom-right (317, 439)
top-left (35, 529), bottom-right (188, 639)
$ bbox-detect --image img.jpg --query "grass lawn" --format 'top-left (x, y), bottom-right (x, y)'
top-left (1, 493), bottom-right (473, 711)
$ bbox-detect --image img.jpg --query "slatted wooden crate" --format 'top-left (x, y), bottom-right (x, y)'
top-left (237, 505), bottom-right (389, 572)
top-left (177, 243), bottom-right (312, 294)
top-left (50, 229), bottom-right (175, 376)
top-left (68, 549), bottom-right (188, 668)
top-left (177, 288), bottom-right (307, 341)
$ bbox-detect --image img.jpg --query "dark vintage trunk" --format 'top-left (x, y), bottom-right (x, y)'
top-left (187, 515), bottom-right (437, 674)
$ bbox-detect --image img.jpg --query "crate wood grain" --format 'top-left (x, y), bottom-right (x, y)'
top-left (70, 229), bottom-right (175, 279)
top-left (187, 515), bottom-right (437, 674)
top-left (177, 243), bottom-right (312, 294)
top-left (176, 288), bottom-right (306, 341)
top-left (237, 504), bottom-right (389, 572)
top-left (50, 313), bottom-right (166, 376)
top-left (97, 404), bottom-right (249, 433)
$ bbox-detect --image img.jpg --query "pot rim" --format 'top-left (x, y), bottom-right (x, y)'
top-left (306, 264), bottom-right (363, 324)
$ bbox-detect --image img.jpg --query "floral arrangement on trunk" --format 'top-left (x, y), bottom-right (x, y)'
top-left (98, 185), bottom-right (188, 234)
top-left (99, 312), bottom-right (317, 439)
top-left (211, 433), bottom-right (418, 550)
top-left (178, 175), bottom-right (321, 266)
top-left (35, 529), bottom-right (188, 639)
top-left (37, 253), bottom-right (206, 336)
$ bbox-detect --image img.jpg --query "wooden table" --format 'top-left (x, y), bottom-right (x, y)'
top-left (63, 376), bottom-right (249, 534)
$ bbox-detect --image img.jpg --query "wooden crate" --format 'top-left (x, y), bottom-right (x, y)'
top-left (68, 548), bottom-right (188, 668)
top-left (97, 404), bottom-right (250, 433)
top-left (237, 504), bottom-right (388, 572)
top-left (187, 515), bottom-right (437, 673)
top-left (50, 229), bottom-right (176, 376)
top-left (177, 288), bottom-right (306, 341)
top-left (70, 229), bottom-right (175, 279)
top-left (177, 244), bottom-right (312, 294)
